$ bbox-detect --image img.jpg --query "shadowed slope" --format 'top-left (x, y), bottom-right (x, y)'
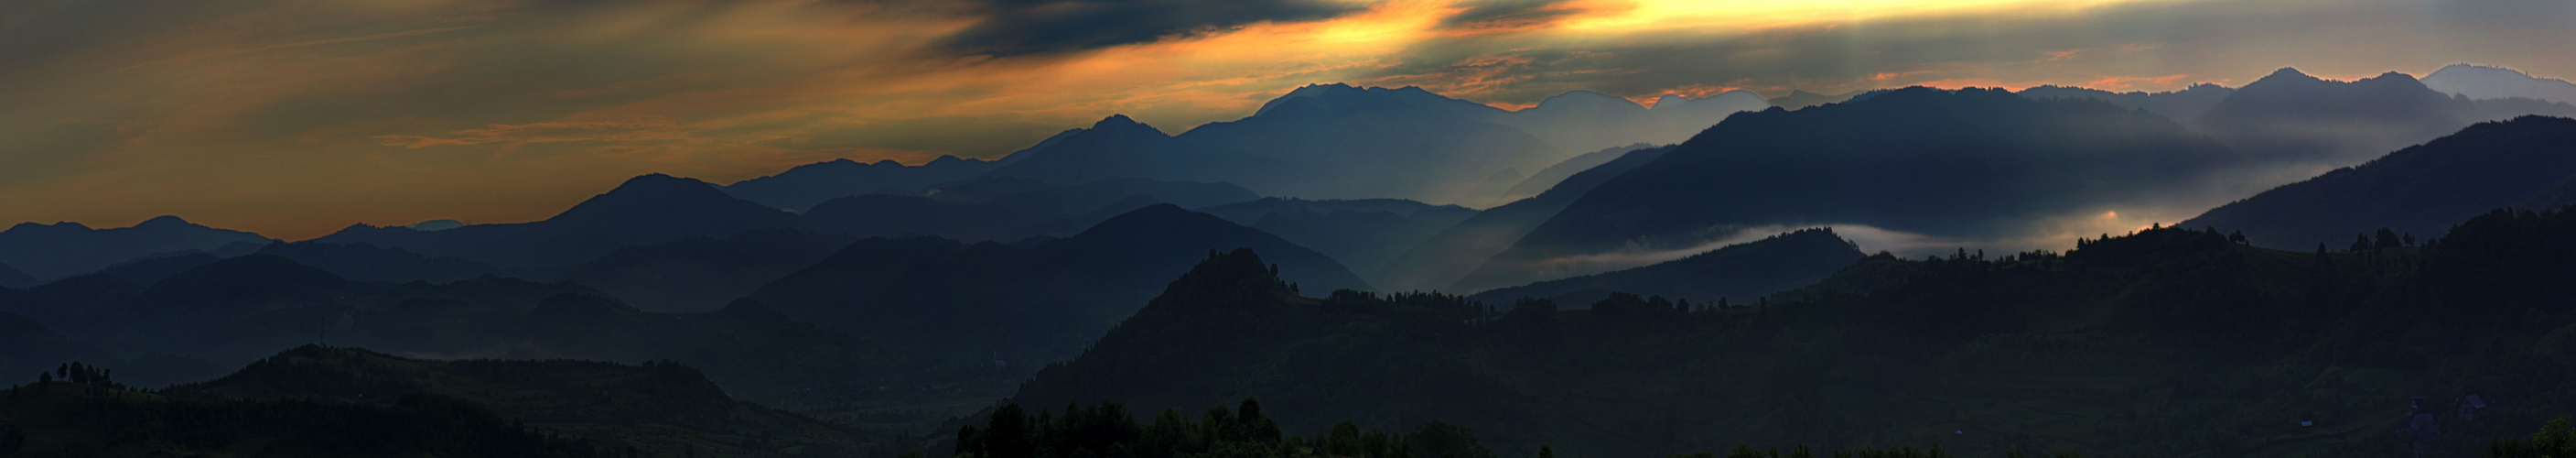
top-left (751, 204), bottom-right (1363, 373)
top-left (1470, 88), bottom-right (2240, 291)
top-left (2181, 116), bottom-right (2576, 248)
top-left (0, 215), bottom-right (271, 282)
top-left (1467, 228), bottom-right (1865, 307)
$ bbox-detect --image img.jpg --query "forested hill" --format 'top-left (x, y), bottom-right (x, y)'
top-left (996, 209), bottom-right (2576, 458)
top-left (174, 345), bottom-right (870, 455)
top-left (1, 345), bottom-right (874, 457)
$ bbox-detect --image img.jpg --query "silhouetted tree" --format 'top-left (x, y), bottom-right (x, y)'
top-left (2375, 227), bottom-right (2402, 248)
top-left (985, 405), bottom-right (1033, 458)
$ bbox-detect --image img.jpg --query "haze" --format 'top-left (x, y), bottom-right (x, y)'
top-left (2, 0), bottom-right (2570, 239)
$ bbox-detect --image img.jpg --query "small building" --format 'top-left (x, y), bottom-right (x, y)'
top-left (2457, 395), bottom-right (2488, 420)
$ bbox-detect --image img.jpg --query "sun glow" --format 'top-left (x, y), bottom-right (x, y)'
top-left (1558, 0), bottom-right (2179, 33)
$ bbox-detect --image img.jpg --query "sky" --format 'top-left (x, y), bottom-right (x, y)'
top-left (3, 0), bottom-right (2572, 239)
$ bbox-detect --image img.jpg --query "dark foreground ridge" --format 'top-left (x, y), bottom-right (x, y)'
top-left (995, 207), bottom-right (2576, 457)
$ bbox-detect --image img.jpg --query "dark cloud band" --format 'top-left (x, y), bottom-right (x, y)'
top-left (943, 0), bottom-right (1363, 56)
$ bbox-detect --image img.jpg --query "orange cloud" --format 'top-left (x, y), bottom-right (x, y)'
top-left (2081, 74), bottom-right (2196, 92)
top-left (7, 0), bottom-right (2575, 241)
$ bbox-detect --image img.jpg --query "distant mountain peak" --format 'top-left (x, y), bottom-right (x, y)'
top-left (137, 215), bottom-right (192, 228)
top-left (612, 173), bottom-right (708, 191)
top-left (2259, 67), bottom-right (2320, 82)
top-left (1094, 114), bottom-right (1144, 129)
top-left (554, 173), bottom-right (766, 223)
top-left (1534, 90), bottom-right (1643, 110)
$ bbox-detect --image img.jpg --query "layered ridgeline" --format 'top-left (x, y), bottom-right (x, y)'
top-left (169, 345), bottom-right (873, 456)
top-left (311, 172), bottom-right (1256, 278)
top-left (2183, 116), bottom-right (2576, 248)
top-left (726, 155), bottom-right (1006, 212)
top-left (1465, 228), bottom-right (1866, 307)
top-left (1192, 198), bottom-right (1479, 277)
top-left (1465, 87), bottom-right (2243, 291)
top-left (2191, 68), bottom-right (2576, 170)
top-left (1000, 209), bottom-right (2576, 458)
top-left (1371, 145), bottom-right (1676, 292)
top-left (543, 228), bottom-right (859, 313)
top-left (835, 176), bottom-right (1259, 242)
top-left (2, 345), bottom-right (874, 457)
top-left (1499, 143), bottom-right (1664, 203)
top-left (2014, 83), bottom-right (2236, 122)
top-left (749, 84), bottom-right (1766, 209)
top-left (0, 216), bottom-right (272, 282)
top-left (1766, 90), bottom-right (1868, 110)
top-left (0, 254), bottom-right (887, 398)
top-left (0, 263), bottom-right (32, 289)
top-left (2422, 63), bottom-right (2576, 105)
top-left (248, 241), bottom-right (501, 284)
top-left (750, 204), bottom-right (1366, 375)
top-left (312, 174), bottom-right (803, 269)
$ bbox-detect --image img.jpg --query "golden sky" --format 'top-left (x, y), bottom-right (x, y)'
top-left (2, 0), bottom-right (2570, 239)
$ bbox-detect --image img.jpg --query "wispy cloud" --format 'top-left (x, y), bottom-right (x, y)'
top-left (6, 0), bottom-right (2576, 238)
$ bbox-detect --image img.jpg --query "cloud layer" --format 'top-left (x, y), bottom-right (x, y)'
top-left (2, 0), bottom-right (2573, 238)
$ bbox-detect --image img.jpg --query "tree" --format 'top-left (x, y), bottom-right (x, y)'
top-left (0, 421), bottom-right (20, 455)
top-left (2490, 417), bottom-right (2575, 458)
top-left (985, 405), bottom-right (1033, 458)
top-left (2351, 234), bottom-right (2372, 252)
top-left (2228, 230), bottom-right (2247, 245)
top-left (1402, 420), bottom-right (1493, 458)
top-left (2375, 227), bottom-right (2402, 248)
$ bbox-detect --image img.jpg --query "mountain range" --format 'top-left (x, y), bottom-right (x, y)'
top-left (14, 63), bottom-right (2576, 457)
top-left (725, 155), bottom-right (1006, 212)
top-left (750, 203), bottom-right (1367, 372)
top-left (1192, 198), bottom-right (1479, 278)
top-left (749, 84), bottom-right (1767, 209)
top-left (2182, 115), bottom-right (2576, 248)
top-left (1498, 143), bottom-right (1663, 203)
top-left (2191, 68), bottom-right (2576, 172)
top-left (312, 174), bottom-right (803, 269)
top-left (1462, 87), bottom-right (2244, 291)
top-left (0, 253), bottom-right (890, 398)
top-left (1371, 145), bottom-right (1676, 292)
top-left (1465, 227), bottom-right (1867, 307)
top-left (0, 215), bottom-right (272, 282)
top-left (2423, 63), bottom-right (2576, 105)
top-left (2015, 82), bottom-right (2236, 122)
